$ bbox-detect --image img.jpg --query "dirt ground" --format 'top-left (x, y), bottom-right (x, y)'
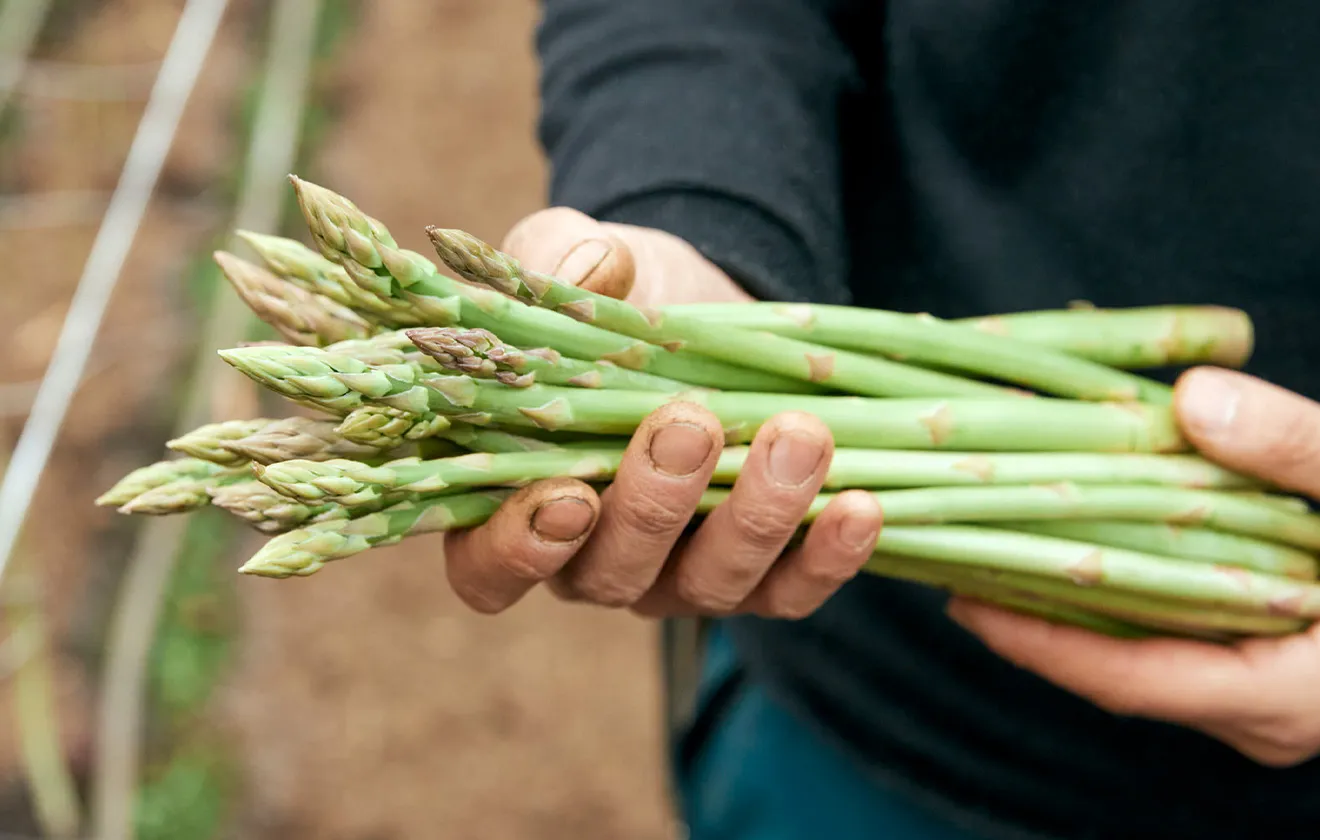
top-left (0, 3), bottom-right (674, 839)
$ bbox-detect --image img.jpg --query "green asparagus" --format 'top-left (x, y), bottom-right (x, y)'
top-left (427, 227), bottom-right (1170, 403)
top-left (289, 176), bottom-right (827, 394)
top-left (214, 250), bottom-right (376, 346)
top-left (407, 326), bottom-right (694, 391)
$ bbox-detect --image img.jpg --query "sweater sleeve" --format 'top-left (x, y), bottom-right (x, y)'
top-left (534, 0), bottom-right (862, 304)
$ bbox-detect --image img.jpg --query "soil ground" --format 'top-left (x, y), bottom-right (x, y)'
top-left (0, 3), bottom-right (673, 838)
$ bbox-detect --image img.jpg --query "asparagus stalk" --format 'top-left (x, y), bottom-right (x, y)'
top-left (254, 445), bottom-right (1317, 550)
top-left (207, 480), bottom-right (341, 533)
top-left (957, 305), bottom-right (1254, 370)
top-left (427, 228), bottom-right (1170, 404)
top-left (219, 345), bottom-right (1186, 451)
top-left (239, 490), bottom-right (514, 577)
top-left (237, 230), bottom-right (431, 327)
top-left (251, 444), bottom-right (1249, 505)
top-left (867, 524), bottom-right (1320, 619)
top-left (997, 520), bottom-right (1317, 581)
top-left (663, 302), bottom-right (1252, 373)
top-left (235, 485), bottom-right (1320, 626)
top-left (214, 251), bottom-right (377, 346)
top-left (167, 418), bottom-right (276, 466)
top-left (289, 176), bottom-right (824, 394)
top-left (220, 416), bottom-right (401, 465)
top-left (924, 582), bottom-right (1155, 639)
top-left (334, 404), bottom-right (454, 447)
top-left (427, 227), bottom-right (1020, 401)
top-left (96, 458), bottom-right (239, 508)
top-left (406, 326), bottom-right (693, 392)
top-left (116, 470), bottom-right (252, 515)
top-left (865, 556), bottom-right (1306, 637)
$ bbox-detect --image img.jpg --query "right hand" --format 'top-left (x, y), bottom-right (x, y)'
top-left (440, 208), bottom-right (883, 619)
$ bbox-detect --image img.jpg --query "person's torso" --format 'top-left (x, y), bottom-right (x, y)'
top-left (730, 2), bottom-right (1320, 837)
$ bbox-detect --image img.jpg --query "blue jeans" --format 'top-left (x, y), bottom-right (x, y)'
top-left (673, 624), bottom-right (983, 840)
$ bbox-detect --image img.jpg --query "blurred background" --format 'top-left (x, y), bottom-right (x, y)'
top-left (0, 1), bottom-right (674, 838)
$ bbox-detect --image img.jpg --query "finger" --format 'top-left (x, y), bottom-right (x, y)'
top-left (635, 412), bottom-right (833, 615)
top-left (739, 490), bottom-right (882, 619)
top-left (500, 206), bottom-right (636, 299)
top-left (1175, 366), bottom-right (1320, 498)
top-left (947, 597), bottom-right (1253, 720)
top-left (552, 402), bottom-right (724, 606)
top-left (442, 478), bottom-right (600, 614)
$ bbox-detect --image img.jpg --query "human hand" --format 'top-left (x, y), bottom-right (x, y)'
top-left (949, 367), bottom-right (1320, 767)
top-left (441, 208), bottom-right (883, 618)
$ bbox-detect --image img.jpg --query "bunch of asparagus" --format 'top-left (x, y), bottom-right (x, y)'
top-left (95, 174), bottom-right (1320, 643)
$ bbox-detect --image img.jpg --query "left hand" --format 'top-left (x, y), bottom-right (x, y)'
top-left (949, 367), bottom-right (1320, 767)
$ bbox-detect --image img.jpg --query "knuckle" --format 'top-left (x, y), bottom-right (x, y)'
top-left (727, 503), bottom-right (800, 552)
top-left (797, 554), bottom-right (863, 592)
top-left (566, 569), bottom-right (651, 607)
top-left (675, 566), bottom-right (759, 613)
top-left (753, 590), bottom-right (820, 621)
top-left (613, 492), bottom-right (695, 541)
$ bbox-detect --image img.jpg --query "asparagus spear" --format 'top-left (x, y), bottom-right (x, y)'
top-left (957, 305), bottom-right (1254, 370)
top-left (255, 445), bottom-right (1316, 549)
top-left (427, 228), bottom-right (1170, 404)
top-left (252, 444), bottom-right (1251, 506)
top-left (207, 480), bottom-right (341, 534)
top-left (237, 230), bottom-right (431, 327)
top-left (220, 416), bottom-right (400, 465)
top-left (427, 227), bottom-right (1017, 400)
top-left (288, 176), bottom-right (824, 394)
top-left (869, 524), bottom-right (1320, 619)
top-left (96, 458), bottom-right (239, 508)
top-left (663, 303), bottom-right (1254, 373)
top-left (235, 486), bottom-right (1320, 624)
top-left (219, 345), bottom-right (1186, 451)
top-left (334, 404), bottom-right (454, 447)
top-left (214, 251), bottom-right (376, 346)
top-left (406, 326), bottom-right (694, 392)
top-left (239, 490), bottom-right (514, 577)
top-left (998, 520), bottom-right (1317, 581)
top-left (866, 556), bottom-right (1305, 637)
top-left (116, 470), bottom-right (251, 515)
top-left (167, 418), bottom-right (276, 466)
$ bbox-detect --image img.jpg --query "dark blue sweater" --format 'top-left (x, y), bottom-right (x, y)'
top-left (534, 2), bottom-right (1320, 837)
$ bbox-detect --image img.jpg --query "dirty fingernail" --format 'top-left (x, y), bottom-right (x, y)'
top-left (768, 431), bottom-right (825, 487)
top-left (554, 238), bottom-right (613, 286)
top-left (648, 422), bottom-right (714, 476)
top-left (531, 498), bottom-right (595, 542)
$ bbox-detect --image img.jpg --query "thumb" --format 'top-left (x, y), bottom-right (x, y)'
top-left (500, 207), bottom-right (636, 300)
top-left (1174, 366), bottom-right (1320, 498)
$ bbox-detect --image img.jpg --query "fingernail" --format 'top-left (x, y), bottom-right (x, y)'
top-left (838, 512), bottom-right (880, 551)
top-left (768, 430), bottom-right (825, 487)
top-left (554, 238), bottom-right (612, 286)
top-left (531, 497), bottom-right (594, 542)
top-left (648, 422), bottom-right (714, 476)
top-left (1180, 370), bottom-right (1241, 437)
